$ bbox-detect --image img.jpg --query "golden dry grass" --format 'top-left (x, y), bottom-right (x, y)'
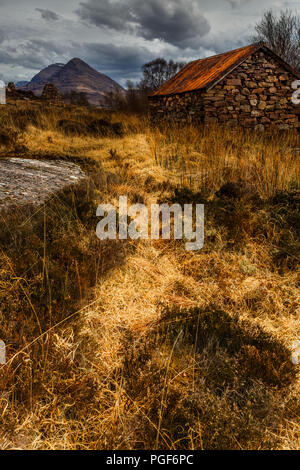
top-left (0, 102), bottom-right (299, 449)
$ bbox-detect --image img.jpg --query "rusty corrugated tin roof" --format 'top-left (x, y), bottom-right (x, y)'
top-left (150, 43), bottom-right (299, 97)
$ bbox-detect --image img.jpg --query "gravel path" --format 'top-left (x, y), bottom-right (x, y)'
top-left (0, 157), bottom-right (86, 208)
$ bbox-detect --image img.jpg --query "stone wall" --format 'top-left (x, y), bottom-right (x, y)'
top-left (149, 50), bottom-right (299, 130)
top-left (204, 51), bottom-right (298, 130)
top-left (148, 89), bottom-right (204, 126)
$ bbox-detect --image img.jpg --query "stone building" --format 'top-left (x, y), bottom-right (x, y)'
top-left (148, 43), bottom-right (299, 130)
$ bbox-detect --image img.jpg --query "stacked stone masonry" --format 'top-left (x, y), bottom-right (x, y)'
top-left (41, 83), bottom-right (62, 104)
top-left (149, 52), bottom-right (299, 130)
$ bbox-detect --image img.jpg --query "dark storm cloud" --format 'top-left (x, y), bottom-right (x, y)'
top-left (0, 37), bottom-right (70, 72)
top-left (35, 8), bottom-right (59, 21)
top-left (85, 42), bottom-right (152, 67)
top-left (0, 48), bottom-right (47, 69)
top-left (80, 41), bottom-right (158, 81)
top-left (226, 0), bottom-right (250, 8)
top-left (1, 34), bottom-right (155, 83)
top-left (76, 0), bottom-right (211, 47)
top-left (0, 0), bottom-right (297, 84)
top-left (27, 38), bottom-right (66, 56)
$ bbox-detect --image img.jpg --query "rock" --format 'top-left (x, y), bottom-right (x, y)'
top-left (227, 79), bottom-right (242, 86)
top-left (7, 82), bottom-right (16, 93)
top-left (0, 158), bottom-right (86, 208)
top-left (41, 83), bottom-right (62, 103)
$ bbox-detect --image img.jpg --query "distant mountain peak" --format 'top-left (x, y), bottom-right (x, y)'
top-left (67, 58), bottom-right (86, 65)
top-left (21, 58), bottom-right (124, 106)
top-left (63, 57), bottom-right (96, 74)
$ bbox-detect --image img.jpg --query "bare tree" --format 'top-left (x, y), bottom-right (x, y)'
top-left (105, 80), bottom-right (148, 114)
top-left (107, 59), bottom-right (187, 113)
top-left (139, 58), bottom-right (186, 92)
top-left (106, 58), bottom-right (186, 113)
top-left (253, 9), bottom-right (300, 71)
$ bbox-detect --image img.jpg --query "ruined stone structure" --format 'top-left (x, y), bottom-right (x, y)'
top-left (5, 82), bottom-right (37, 101)
top-left (41, 83), bottom-right (62, 104)
top-left (6, 82), bottom-right (19, 99)
top-left (7, 82), bottom-right (17, 94)
top-left (148, 44), bottom-right (299, 130)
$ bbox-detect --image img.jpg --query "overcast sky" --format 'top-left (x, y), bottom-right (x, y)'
top-left (0, 0), bottom-right (299, 85)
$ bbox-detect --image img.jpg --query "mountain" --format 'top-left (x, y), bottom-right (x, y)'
top-left (15, 81), bottom-right (29, 87)
top-left (21, 58), bottom-right (124, 106)
top-left (30, 63), bottom-right (65, 86)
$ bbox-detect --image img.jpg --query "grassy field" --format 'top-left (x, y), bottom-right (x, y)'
top-left (0, 102), bottom-right (299, 449)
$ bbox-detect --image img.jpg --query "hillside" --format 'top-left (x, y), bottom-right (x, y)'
top-left (29, 63), bottom-right (65, 86)
top-left (21, 58), bottom-right (124, 106)
top-left (0, 102), bottom-right (299, 449)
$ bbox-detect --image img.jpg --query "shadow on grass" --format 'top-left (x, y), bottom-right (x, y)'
top-left (0, 178), bottom-right (132, 403)
top-left (120, 305), bottom-right (296, 449)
